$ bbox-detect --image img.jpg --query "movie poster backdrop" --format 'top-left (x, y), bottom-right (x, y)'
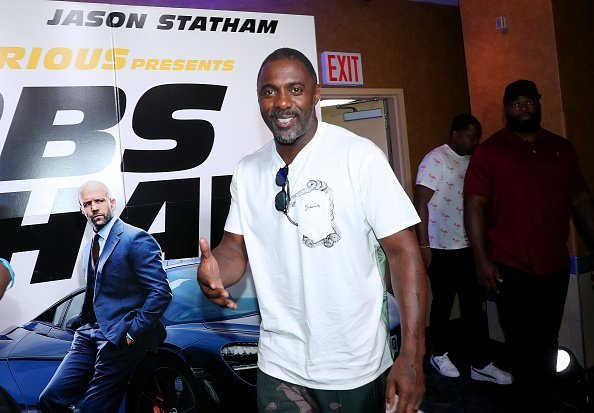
top-left (0, 0), bottom-right (317, 328)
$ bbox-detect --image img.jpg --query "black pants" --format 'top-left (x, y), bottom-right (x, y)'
top-left (496, 264), bottom-right (569, 413)
top-left (428, 247), bottom-right (490, 367)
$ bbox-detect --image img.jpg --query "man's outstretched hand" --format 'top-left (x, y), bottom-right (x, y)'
top-left (197, 237), bottom-right (237, 309)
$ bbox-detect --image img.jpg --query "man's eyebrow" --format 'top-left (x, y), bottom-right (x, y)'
top-left (260, 80), bottom-right (305, 89)
top-left (259, 83), bottom-right (277, 91)
top-left (287, 81), bottom-right (306, 88)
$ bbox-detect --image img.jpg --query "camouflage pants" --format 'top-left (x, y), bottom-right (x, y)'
top-left (257, 369), bottom-right (388, 413)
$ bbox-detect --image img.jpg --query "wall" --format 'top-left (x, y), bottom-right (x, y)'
top-left (552, 0), bottom-right (594, 194)
top-left (459, 0), bottom-right (563, 138)
top-left (64, 0), bottom-right (470, 181)
top-left (552, 0), bottom-right (594, 367)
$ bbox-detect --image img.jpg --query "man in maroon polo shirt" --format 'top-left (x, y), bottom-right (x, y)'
top-left (464, 80), bottom-right (594, 413)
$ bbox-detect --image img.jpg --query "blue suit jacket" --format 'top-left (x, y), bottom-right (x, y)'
top-left (82, 218), bottom-right (172, 351)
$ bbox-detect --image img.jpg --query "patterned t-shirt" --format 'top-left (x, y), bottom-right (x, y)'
top-left (416, 143), bottom-right (469, 250)
top-left (225, 122), bottom-right (420, 390)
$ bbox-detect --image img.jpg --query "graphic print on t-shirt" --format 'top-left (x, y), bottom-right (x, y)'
top-left (288, 180), bottom-right (341, 248)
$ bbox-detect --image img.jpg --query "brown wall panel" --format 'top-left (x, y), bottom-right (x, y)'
top-left (460, 0), bottom-right (563, 140)
top-left (552, 0), bottom-right (594, 189)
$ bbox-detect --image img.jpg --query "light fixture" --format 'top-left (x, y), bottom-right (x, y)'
top-left (329, 97), bottom-right (383, 122)
top-left (554, 347), bottom-right (593, 412)
top-left (557, 347), bottom-right (573, 374)
top-left (342, 108), bottom-right (383, 122)
top-left (319, 99), bottom-right (355, 108)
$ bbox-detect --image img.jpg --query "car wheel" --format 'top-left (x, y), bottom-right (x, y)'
top-left (127, 358), bottom-right (209, 413)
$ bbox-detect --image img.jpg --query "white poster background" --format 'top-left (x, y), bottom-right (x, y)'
top-left (0, 0), bottom-right (317, 329)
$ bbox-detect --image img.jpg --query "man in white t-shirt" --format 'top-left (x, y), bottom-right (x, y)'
top-left (198, 48), bottom-right (427, 413)
top-left (413, 114), bottom-right (511, 385)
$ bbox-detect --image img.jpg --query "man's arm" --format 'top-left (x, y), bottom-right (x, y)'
top-left (197, 231), bottom-right (248, 309)
top-left (128, 231), bottom-right (173, 341)
top-left (379, 228), bottom-right (427, 413)
top-left (0, 262), bottom-right (11, 301)
top-left (464, 194), bottom-right (500, 289)
top-left (571, 190), bottom-right (594, 252)
top-left (412, 184), bottom-right (435, 268)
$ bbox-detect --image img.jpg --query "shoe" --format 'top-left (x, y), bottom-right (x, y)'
top-left (471, 362), bottom-right (513, 385)
top-left (430, 352), bottom-right (460, 378)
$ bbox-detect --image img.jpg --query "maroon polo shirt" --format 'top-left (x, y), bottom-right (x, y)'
top-left (464, 127), bottom-right (586, 275)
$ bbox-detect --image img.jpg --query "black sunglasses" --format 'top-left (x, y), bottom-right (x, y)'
top-left (275, 165), bottom-right (289, 213)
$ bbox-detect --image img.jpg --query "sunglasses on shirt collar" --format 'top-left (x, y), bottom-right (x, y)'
top-left (275, 165), bottom-right (289, 214)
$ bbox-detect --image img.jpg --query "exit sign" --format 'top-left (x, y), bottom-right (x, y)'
top-left (321, 51), bottom-right (364, 86)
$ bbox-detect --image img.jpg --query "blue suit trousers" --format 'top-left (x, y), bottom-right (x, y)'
top-left (39, 324), bottom-right (146, 413)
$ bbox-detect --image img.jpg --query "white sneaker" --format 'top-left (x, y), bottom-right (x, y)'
top-left (471, 362), bottom-right (513, 385)
top-left (430, 352), bottom-right (460, 378)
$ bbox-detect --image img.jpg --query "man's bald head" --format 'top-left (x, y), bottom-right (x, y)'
top-left (79, 181), bottom-right (116, 231)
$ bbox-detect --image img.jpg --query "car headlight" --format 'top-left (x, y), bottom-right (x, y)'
top-left (221, 343), bottom-right (258, 367)
top-left (221, 343), bottom-right (258, 384)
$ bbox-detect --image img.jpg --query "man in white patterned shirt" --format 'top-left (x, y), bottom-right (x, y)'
top-left (413, 114), bottom-right (511, 384)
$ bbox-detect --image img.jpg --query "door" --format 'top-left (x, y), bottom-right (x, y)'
top-left (321, 98), bottom-right (392, 164)
top-left (320, 88), bottom-right (412, 194)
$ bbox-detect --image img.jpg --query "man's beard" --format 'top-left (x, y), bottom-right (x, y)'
top-left (263, 107), bottom-right (316, 145)
top-left (506, 109), bottom-right (541, 134)
top-left (89, 210), bottom-right (113, 230)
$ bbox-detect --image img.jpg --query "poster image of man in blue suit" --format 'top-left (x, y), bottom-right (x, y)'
top-left (39, 181), bottom-right (173, 413)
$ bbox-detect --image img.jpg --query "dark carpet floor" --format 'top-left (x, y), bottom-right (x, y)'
top-left (419, 320), bottom-right (594, 413)
top-left (420, 348), bottom-right (513, 413)
top-left (419, 316), bottom-right (513, 412)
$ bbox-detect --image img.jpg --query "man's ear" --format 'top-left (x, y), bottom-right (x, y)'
top-left (314, 84), bottom-right (321, 104)
top-left (80, 206), bottom-right (85, 215)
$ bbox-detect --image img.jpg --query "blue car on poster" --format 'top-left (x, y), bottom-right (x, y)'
top-left (0, 258), bottom-right (402, 413)
top-left (0, 258), bottom-right (261, 413)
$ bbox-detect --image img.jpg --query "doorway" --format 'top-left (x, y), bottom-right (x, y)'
top-left (320, 88), bottom-right (413, 193)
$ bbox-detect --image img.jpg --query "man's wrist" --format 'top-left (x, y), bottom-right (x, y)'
top-left (126, 333), bottom-right (134, 342)
top-left (0, 258), bottom-right (14, 288)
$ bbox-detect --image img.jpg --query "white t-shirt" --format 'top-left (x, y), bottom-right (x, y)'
top-left (225, 122), bottom-right (419, 390)
top-left (415, 143), bottom-right (469, 249)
